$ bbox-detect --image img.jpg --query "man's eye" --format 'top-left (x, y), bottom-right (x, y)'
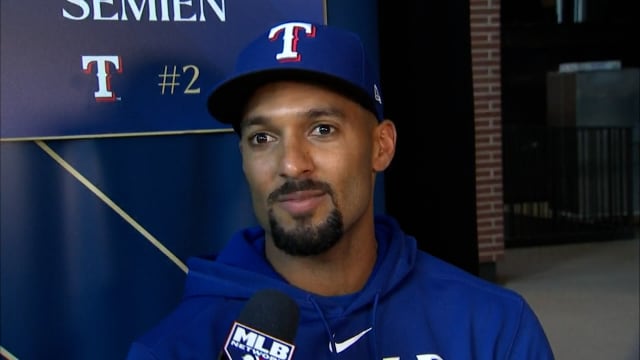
top-left (250, 132), bottom-right (274, 144)
top-left (312, 124), bottom-right (334, 136)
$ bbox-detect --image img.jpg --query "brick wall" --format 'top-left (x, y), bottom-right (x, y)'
top-left (469, 0), bottom-right (505, 263)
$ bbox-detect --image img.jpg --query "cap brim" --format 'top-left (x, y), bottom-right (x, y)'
top-left (207, 69), bottom-right (377, 132)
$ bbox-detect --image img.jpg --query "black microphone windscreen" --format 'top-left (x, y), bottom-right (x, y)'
top-left (236, 289), bottom-right (300, 343)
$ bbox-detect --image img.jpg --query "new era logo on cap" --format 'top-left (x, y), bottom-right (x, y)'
top-left (207, 20), bottom-right (384, 129)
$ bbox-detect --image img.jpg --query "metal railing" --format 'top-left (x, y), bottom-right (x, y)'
top-left (503, 125), bottom-right (638, 246)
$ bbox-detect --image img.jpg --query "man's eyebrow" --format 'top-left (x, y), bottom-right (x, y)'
top-left (241, 115), bottom-right (268, 129)
top-left (305, 106), bottom-right (346, 119)
top-left (242, 106), bottom-right (346, 128)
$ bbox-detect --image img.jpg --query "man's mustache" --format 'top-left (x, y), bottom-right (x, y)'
top-left (268, 179), bottom-right (333, 203)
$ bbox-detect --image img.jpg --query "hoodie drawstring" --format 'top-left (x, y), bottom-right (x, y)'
top-left (369, 291), bottom-right (381, 359)
top-left (307, 295), bottom-right (340, 360)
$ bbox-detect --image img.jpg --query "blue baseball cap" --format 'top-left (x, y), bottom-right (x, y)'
top-left (207, 21), bottom-right (384, 130)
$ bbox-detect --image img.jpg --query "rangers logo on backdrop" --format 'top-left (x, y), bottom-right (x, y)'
top-left (82, 55), bottom-right (123, 102)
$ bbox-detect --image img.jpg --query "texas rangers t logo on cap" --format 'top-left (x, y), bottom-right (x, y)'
top-left (269, 22), bottom-right (316, 62)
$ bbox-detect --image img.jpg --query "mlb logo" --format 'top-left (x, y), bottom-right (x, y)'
top-left (224, 322), bottom-right (295, 360)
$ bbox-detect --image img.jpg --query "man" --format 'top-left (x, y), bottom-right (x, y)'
top-left (127, 20), bottom-right (554, 359)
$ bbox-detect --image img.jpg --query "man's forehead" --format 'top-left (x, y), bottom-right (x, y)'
top-left (242, 80), bottom-right (373, 121)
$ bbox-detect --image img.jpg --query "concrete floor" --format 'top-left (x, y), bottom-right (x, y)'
top-left (497, 238), bottom-right (639, 360)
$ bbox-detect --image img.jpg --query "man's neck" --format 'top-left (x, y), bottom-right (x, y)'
top-left (265, 230), bottom-right (378, 296)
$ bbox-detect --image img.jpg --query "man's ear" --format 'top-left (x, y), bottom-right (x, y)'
top-left (372, 119), bottom-right (397, 172)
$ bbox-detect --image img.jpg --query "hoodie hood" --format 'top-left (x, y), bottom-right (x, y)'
top-left (183, 214), bottom-right (416, 313)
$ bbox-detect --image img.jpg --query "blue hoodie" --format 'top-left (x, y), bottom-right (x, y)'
top-left (127, 215), bottom-right (554, 359)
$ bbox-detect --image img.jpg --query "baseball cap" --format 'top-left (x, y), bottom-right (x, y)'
top-left (207, 21), bottom-right (384, 131)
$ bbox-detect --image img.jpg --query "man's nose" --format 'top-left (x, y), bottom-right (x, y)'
top-left (279, 136), bottom-right (314, 178)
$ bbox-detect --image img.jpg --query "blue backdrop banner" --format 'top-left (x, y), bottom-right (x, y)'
top-left (0, 2), bottom-right (329, 359)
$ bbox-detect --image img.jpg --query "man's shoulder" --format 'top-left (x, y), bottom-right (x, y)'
top-left (414, 250), bottom-right (526, 305)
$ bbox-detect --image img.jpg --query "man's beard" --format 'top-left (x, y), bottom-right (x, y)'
top-left (269, 208), bottom-right (344, 256)
top-left (267, 179), bottom-right (344, 256)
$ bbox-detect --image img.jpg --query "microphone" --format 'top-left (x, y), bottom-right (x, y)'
top-left (218, 289), bottom-right (300, 360)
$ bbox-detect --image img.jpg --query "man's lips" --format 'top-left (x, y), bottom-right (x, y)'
top-left (276, 190), bottom-right (326, 215)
